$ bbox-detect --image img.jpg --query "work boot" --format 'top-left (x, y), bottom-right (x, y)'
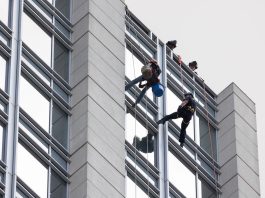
top-left (180, 142), bottom-right (184, 148)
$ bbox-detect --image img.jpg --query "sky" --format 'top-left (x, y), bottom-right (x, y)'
top-left (125, 0), bottom-right (265, 196)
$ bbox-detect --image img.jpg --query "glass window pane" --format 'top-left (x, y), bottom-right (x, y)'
top-left (20, 76), bottom-right (50, 132)
top-left (55, 0), bottom-right (70, 19)
top-left (17, 143), bottom-right (48, 198)
top-left (52, 103), bottom-right (68, 148)
top-left (198, 177), bottom-right (217, 198)
top-left (53, 83), bottom-right (68, 102)
top-left (167, 89), bottom-right (194, 140)
top-left (0, 0), bottom-right (9, 25)
top-left (0, 31), bottom-right (9, 46)
top-left (0, 55), bottom-right (7, 92)
top-left (19, 119), bottom-right (49, 153)
top-left (0, 123), bottom-right (4, 161)
top-left (125, 113), bottom-right (155, 165)
top-left (195, 113), bottom-right (217, 159)
top-left (126, 174), bottom-right (155, 198)
top-left (22, 53), bottom-right (51, 86)
top-left (0, 171), bottom-right (4, 183)
top-left (28, 0), bottom-right (52, 22)
top-left (50, 170), bottom-right (67, 198)
top-left (0, 100), bottom-right (6, 113)
top-left (51, 149), bottom-right (67, 170)
top-left (168, 150), bottom-right (196, 198)
top-left (55, 19), bottom-right (70, 38)
top-left (16, 189), bottom-right (29, 198)
top-left (22, 12), bottom-right (52, 66)
top-left (54, 39), bottom-right (69, 82)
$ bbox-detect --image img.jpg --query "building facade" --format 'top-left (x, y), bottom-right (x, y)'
top-left (0, 0), bottom-right (260, 197)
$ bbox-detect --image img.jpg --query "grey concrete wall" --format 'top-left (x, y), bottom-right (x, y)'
top-left (217, 83), bottom-right (260, 198)
top-left (70, 0), bottom-right (126, 197)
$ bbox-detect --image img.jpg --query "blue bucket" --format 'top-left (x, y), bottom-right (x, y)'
top-left (152, 83), bottom-right (164, 97)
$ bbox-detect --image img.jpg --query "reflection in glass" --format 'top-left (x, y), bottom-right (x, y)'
top-left (55, 19), bottom-right (70, 38)
top-left (0, 31), bottom-right (9, 46)
top-left (53, 83), bottom-right (68, 102)
top-left (0, 100), bottom-right (6, 112)
top-left (0, 55), bottom-right (7, 92)
top-left (51, 149), bottom-right (67, 170)
top-left (28, 0), bottom-right (52, 22)
top-left (22, 53), bottom-right (51, 86)
top-left (168, 150), bottom-right (196, 198)
top-left (20, 76), bottom-right (50, 132)
top-left (55, 0), bottom-right (70, 19)
top-left (195, 93), bottom-right (215, 117)
top-left (198, 156), bottom-right (215, 179)
top-left (195, 113), bottom-right (217, 159)
top-left (54, 39), bottom-right (69, 82)
top-left (166, 89), bottom-right (194, 140)
top-left (50, 170), bottom-right (67, 198)
top-left (19, 119), bottom-right (49, 153)
top-left (198, 176), bottom-right (217, 198)
top-left (0, 123), bottom-right (4, 161)
top-left (17, 143), bottom-right (48, 198)
top-left (0, 0), bottom-right (9, 25)
top-left (22, 12), bottom-right (52, 66)
top-left (125, 48), bottom-right (153, 100)
top-left (16, 189), bottom-right (28, 198)
top-left (52, 103), bottom-right (68, 148)
top-left (125, 113), bottom-right (154, 165)
top-left (126, 174), bottom-right (155, 198)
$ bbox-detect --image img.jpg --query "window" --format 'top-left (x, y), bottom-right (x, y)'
top-left (195, 113), bottom-right (217, 159)
top-left (167, 89), bottom-right (194, 140)
top-left (125, 113), bottom-right (155, 165)
top-left (55, 0), bottom-right (70, 19)
top-left (54, 39), bottom-right (69, 82)
top-left (198, 177), bottom-right (217, 198)
top-left (22, 12), bottom-right (52, 66)
top-left (19, 75), bottom-right (50, 132)
top-left (50, 170), bottom-right (67, 198)
top-left (0, 55), bottom-right (8, 92)
top-left (52, 103), bottom-right (68, 148)
top-left (126, 174), bottom-right (155, 198)
top-left (168, 150), bottom-right (196, 198)
top-left (0, 0), bottom-right (9, 25)
top-left (17, 143), bottom-right (48, 198)
top-left (0, 123), bottom-right (4, 161)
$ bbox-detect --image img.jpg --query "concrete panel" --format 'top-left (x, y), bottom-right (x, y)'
top-left (90, 0), bottom-right (124, 43)
top-left (238, 175), bottom-right (260, 198)
top-left (236, 141), bottom-right (259, 175)
top-left (87, 77), bottom-right (125, 124)
top-left (70, 143), bottom-right (88, 174)
top-left (234, 113), bottom-right (257, 144)
top-left (216, 94), bottom-right (234, 122)
top-left (71, 76), bottom-right (89, 107)
top-left (86, 144), bottom-right (125, 196)
top-left (237, 157), bottom-right (260, 193)
top-left (232, 84), bottom-right (255, 112)
top-left (87, 164), bottom-right (125, 198)
top-left (88, 61), bottom-right (125, 104)
top-left (69, 180), bottom-right (88, 198)
top-left (71, 61), bottom-right (89, 89)
top-left (69, 164), bottom-right (87, 192)
top-left (219, 141), bottom-right (236, 167)
top-left (221, 176), bottom-right (238, 198)
top-left (72, 0), bottom-right (89, 25)
top-left (105, 0), bottom-right (125, 16)
top-left (70, 125), bottom-right (88, 154)
top-left (72, 14), bottom-right (89, 43)
top-left (234, 94), bottom-right (257, 130)
top-left (217, 83), bottom-right (234, 104)
top-left (87, 96), bottom-right (125, 141)
top-left (218, 112), bottom-right (235, 137)
top-left (220, 156), bottom-right (237, 185)
top-left (88, 33), bottom-right (125, 74)
top-left (218, 127), bottom-right (236, 152)
top-left (88, 15), bottom-right (125, 62)
top-left (89, 45), bottom-right (124, 87)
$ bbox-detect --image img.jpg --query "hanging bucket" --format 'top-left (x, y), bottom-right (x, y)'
top-left (152, 83), bottom-right (164, 97)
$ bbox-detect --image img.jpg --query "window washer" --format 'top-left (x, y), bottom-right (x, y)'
top-left (157, 93), bottom-right (196, 147)
top-left (133, 133), bottom-right (154, 153)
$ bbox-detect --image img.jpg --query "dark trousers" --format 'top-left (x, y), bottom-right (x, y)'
top-left (162, 108), bottom-right (192, 143)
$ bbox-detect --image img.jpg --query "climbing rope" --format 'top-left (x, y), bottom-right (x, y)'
top-left (126, 7), bottom-right (151, 198)
top-left (177, 55), bottom-right (185, 98)
top-left (202, 81), bottom-right (219, 195)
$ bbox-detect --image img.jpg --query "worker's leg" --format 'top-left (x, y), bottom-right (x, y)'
top-left (157, 111), bottom-right (180, 125)
top-left (125, 75), bottom-right (143, 91)
top-left (179, 117), bottom-right (191, 147)
top-left (133, 86), bottom-right (150, 106)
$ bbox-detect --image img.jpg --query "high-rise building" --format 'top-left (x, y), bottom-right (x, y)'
top-left (0, 0), bottom-right (260, 197)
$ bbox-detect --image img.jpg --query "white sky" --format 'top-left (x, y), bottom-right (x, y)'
top-left (125, 0), bottom-right (265, 196)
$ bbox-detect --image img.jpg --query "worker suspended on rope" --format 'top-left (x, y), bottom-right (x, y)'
top-left (157, 92), bottom-right (196, 147)
top-left (133, 133), bottom-right (154, 153)
top-left (125, 59), bottom-right (162, 107)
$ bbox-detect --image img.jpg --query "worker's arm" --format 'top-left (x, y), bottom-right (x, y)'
top-left (180, 99), bottom-right (188, 107)
top-left (138, 80), bottom-right (147, 88)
